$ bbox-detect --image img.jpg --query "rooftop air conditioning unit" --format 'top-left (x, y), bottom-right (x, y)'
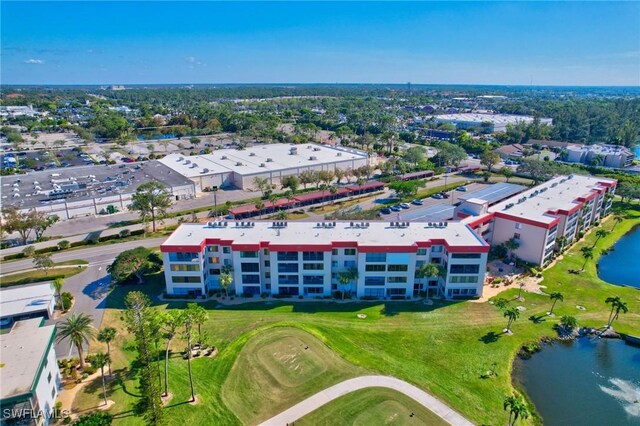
top-left (260, 163), bottom-right (266, 167)
top-left (221, 155), bottom-right (227, 160)
top-left (177, 156), bottom-right (184, 161)
top-left (313, 147), bottom-right (321, 151)
top-left (249, 152), bottom-right (256, 156)
top-left (337, 153), bottom-right (342, 156)
top-left (236, 162), bottom-right (243, 166)
top-left (203, 168), bottom-right (209, 173)
top-left (309, 156), bottom-right (317, 161)
top-left (266, 158), bottom-right (273, 162)
top-left (185, 159), bottom-right (191, 164)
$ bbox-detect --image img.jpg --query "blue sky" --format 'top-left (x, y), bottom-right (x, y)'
top-left (2, 1), bottom-right (639, 86)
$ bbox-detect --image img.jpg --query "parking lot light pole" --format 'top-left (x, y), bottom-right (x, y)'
top-left (212, 186), bottom-right (218, 218)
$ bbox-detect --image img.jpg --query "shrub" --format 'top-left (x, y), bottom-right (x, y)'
top-left (119, 229), bottom-right (131, 238)
top-left (73, 411), bottom-right (112, 426)
top-left (3, 253), bottom-right (25, 261)
top-left (83, 364), bottom-right (97, 375)
top-left (35, 245), bottom-right (58, 254)
top-left (61, 292), bottom-right (73, 311)
top-left (70, 240), bottom-right (88, 248)
top-left (22, 246), bottom-right (35, 257)
top-left (130, 229), bottom-right (145, 236)
top-left (58, 240), bottom-right (70, 250)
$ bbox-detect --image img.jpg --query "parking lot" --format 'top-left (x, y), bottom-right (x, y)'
top-left (1, 148), bottom-right (95, 172)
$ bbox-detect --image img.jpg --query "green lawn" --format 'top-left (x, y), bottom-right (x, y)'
top-left (0, 266), bottom-right (85, 288)
top-left (297, 387), bottom-right (448, 426)
top-left (73, 202), bottom-right (640, 426)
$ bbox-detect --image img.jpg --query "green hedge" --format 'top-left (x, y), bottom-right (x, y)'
top-left (3, 253), bottom-right (25, 261)
top-left (1, 273), bottom-right (69, 288)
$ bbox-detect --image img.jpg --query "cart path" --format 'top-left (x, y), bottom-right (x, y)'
top-left (257, 375), bottom-right (474, 426)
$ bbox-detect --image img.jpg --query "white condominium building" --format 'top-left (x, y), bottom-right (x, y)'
top-left (161, 221), bottom-right (489, 300)
top-left (464, 175), bottom-right (617, 266)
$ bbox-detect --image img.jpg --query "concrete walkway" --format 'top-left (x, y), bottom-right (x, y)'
top-left (257, 375), bottom-right (474, 426)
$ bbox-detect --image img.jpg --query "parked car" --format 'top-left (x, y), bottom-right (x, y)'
top-left (399, 203), bottom-right (411, 209)
top-left (380, 208), bottom-right (391, 215)
top-left (390, 205), bottom-right (401, 212)
top-left (456, 186), bottom-right (467, 192)
top-left (432, 193), bottom-right (443, 199)
top-left (411, 199), bottom-right (423, 205)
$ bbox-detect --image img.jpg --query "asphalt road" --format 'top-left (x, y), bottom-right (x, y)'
top-left (1, 237), bottom-right (166, 274)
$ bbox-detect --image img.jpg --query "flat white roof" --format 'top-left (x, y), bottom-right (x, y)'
top-left (566, 144), bottom-right (633, 155)
top-left (435, 113), bottom-right (552, 126)
top-left (488, 175), bottom-right (616, 224)
top-left (0, 318), bottom-right (55, 399)
top-left (162, 220), bottom-right (488, 249)
top-left (0, 283), bottom-right (55, 319)
top-left (158, 143), bottom-right (368, 178)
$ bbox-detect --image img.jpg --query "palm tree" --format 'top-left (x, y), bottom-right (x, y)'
top-left (255, 201), bottom-right (265, 219)
top-left (611, 211), bottom-right (624, 230)
top-left (274, 210), bottom-right (288, 220)
top-left (592, 229), bottom-right (609, 248)
top-left (337, 271), bottom-right (351, 301)
top-left (56, 313), bottom-right (96, 368)
top-left (161, 310), bottom-right (183, 397)
top-left (548, 292), bottom-right (564, 316)
top-left (220, 272), bottom-right (233, 297)
top-left (92, 352), bottom-right (110, 406)
top-left (605, 296), bottom-right (629, 329)
top-left (182, 310), bottom-right (196, 402)
top-left (53, 278), bottom-right (64, 310)
top-left (329, 185), bottom-right (338, 204)
top-left (503, 307), bottom-right (520, 333)
top-left (560, 315), bottom-right (578, 331)
top-left (580, 246), bottom-right (594, 271)
top-left (97, 327), bottom-right (117, 376)
top-left (555, 235), bottom-right (568, 253)
top-left (415, 263), bottom-right (445, 297)
top-left (503, 395), bottom-right (529, 426)
top-left (504, 237), bottom-right (520, 261)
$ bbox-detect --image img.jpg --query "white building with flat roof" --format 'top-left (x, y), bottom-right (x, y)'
top-left (464, 175), bottom-right (617, 265)
top-left (158, 143), bottom-right (368, 192)
top-left (0, 283), bottom-right (56, 328)
top-left (0, 318), bottom-right (61, 426)
top-left (565, 144), bottom-right (634, 168)
top-left (161, 220), bottom-right (489, 299)
top-left (435, 113), bottom-right (552, 133)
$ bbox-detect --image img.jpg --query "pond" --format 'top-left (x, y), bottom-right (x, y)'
top-left (513, 338), bottom-right (640, 425)
top-left (597, 225), bottom-right (640, 288)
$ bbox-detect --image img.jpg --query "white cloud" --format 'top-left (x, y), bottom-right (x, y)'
top-left (24, 58), bottom-right (44, 64)
top-left (184, 56), bottom-right (204, 68)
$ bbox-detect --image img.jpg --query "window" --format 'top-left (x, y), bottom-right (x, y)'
top-left (208, 256), bottom-right (220, 264)
top-left (386, 288), bottom-right (406, 296)
top-left (513, 233), bottom-right (521, 240)
top-left (51, 387), bottom-right (56, 399)
top-left (223, 246), bottom-right (231, 254)
top-left (277, 252), bottom-right (298, 261)
top-left (223, 259), bottom-right (231, 266)
top-left (278, 263), bottom-right (298, 273)
top-left (241, 263), bottom-right (259, 273)
top-left (388, 264), bottom-right (408, 272)
top-left (387, 276), bottom-right (407, 283)
top-left (171, 264), bottom-right (200, 272)
top-left (304, 287), bottom-right (323, 295)
top-left (303, 263), bottom-right (324, 270)
top-left (451, 253), bottom-right (481, 259)
top-left (303, 275), bottom-right (324, 285)
top-left (263, 248), bottom-right (270, 255)
top-left (343, 260), bottom-right (357, 268)
top-left (364, 288), bottom-right (385, 297)
top-left (209, 268), bottom-right (220, 275)
top-left (172, 276), bottom-right (201, 283)
top-left (332, 249), bottom-right (338, 255)
top-left (432, 245), bottom-right (443, 253)
top-left (278, 275), bottom-right (299, 285)
top-left (365, 264), bottom-right (386, 272)
top-left (47, 372), bottom-right (52, 383)
top-left (364, 276), bottom-right (385, 286)
top-left (242, 274), bottom-right (260, 284)
top-left (240, 251), bottom-right (258, 258)
top-left (344, 248), bottom-right (356, 256)
top-left (515, 223), bottom-right (522, 230)
top-left (449, 276), bottom-right (478, 284)
top-left (243, 286), bottom-right (260, 295)
top-left (208, 245), bottom-right (219, 252)
top-left (44, 358), bottom-right (48, 368)
top-left (449, 264), bottom-right (480, 274)
top-left (365, 253), bottom-right (386, 262)
top-left (431, 257), bottom-right (441, 264)
top-left (417, 249), bottom-right (427, 255)
top-left (331, 260), bottom-right (338, 267)
top-left (265, 272), bottom-right (271, 279)
top-left (169, 252), bottom-right (199, 262)
top-left (264, 260), bottom-right (270, 267)
top-left (302, 251), bottom-right (324, 261)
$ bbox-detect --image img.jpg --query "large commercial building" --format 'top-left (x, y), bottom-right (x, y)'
top-left (434, 113), bottom-right (552, 133)
top-left (565, 144), bottom-right (634, 168)
top-left (0, 318), bottom-right (61, 426)
top-left (161, 221), bottom-right (489, 299)
top-left (464, 175), bottom-right (617, 266)
top-left (158, 143), bottom-right (369, 192)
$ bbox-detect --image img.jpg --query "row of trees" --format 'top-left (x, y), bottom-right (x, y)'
top-left (1, 206), bottom-right (59, 244)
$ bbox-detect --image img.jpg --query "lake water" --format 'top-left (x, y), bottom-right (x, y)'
top-left (597, 225), bottom-right (640, 288)
top-left (513, 338), bottom-right (640, 425)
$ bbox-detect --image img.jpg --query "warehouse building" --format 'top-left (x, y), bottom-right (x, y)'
top-left (464, 175), bottom-right (617, 266)
top-left (161, 220), bottom-right (489, 299)
top-left (158, 143), bottom-right (369, 192)
top-left (435, 113), bottom-right (552, 133)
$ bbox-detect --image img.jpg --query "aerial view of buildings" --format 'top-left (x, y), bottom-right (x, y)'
top-left (1, 2), bottom-right (639, 426)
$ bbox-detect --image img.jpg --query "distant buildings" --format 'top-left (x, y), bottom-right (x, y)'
top-left (0, 318), bottom-right (61, 426)
top-left (495, 144), bottom-right (525, 159)
top-left (161, 221), bottom-right (489, 299)
top-left (565, 144), bottom-right (634, 168)
top-left (0, 105), bottom-right (41, 118)
top-left (435, 113), bottom-right (552, 133)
